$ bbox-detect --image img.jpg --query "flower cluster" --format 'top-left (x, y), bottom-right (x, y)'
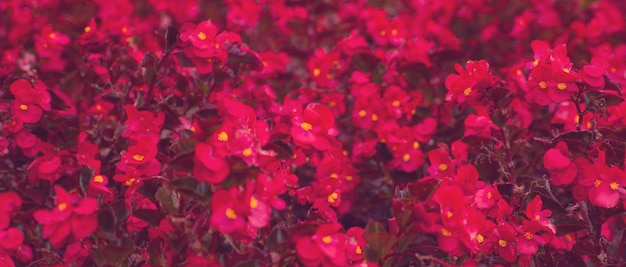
top-left (1, 0), bottom-right (626, 266)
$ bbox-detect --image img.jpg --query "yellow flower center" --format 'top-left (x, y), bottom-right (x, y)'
top-left (402, 153), bottom-right (411, 162)
top-left (441, 228), bottom-right (452, 237)
top-left (225, 208), bottom-right (237, 220)
top-left (476, 234), bottom-right (484, 244)
top-left (487, 192), bottom-right (492, 199)
top-left (242, 148), bottom-right (252, 157)
top-left (217, 131), bottom-right (228, 142)
top-left (355, 245), bottom-right (362, 254)
top-left (49, 33), bottom-right (56, 39)
top-left (371, 114), bottom-right (379, 121)
top-left (594, 179), bottom-right (602, 188)
top-left (125, 178), bottom-right (136, 186)
top-left (19, 104), bottom-right (28, 111)
top-left (93, 175), bottom-right (104, 183)
top-left (132, 154), bottom-right (145, 162)
top-left (197, 32), bottom-right (207, 41)
top-left (250, 196), bottom-right (258, 208)
top-left (358, 110), bottom-right (367, 117)
top-left (84, 26), bottom-right (92, 33)
top-left (330, 173), bottom-right (339, 179)
top-left (446, 211), bottom-right (453, 218)
top-left (380, 30), bottom-right (387, 36)
top-left (610, 182), bottom-right (619, 191)
top-left (413, 141), bottom-right (419, 149)
top-left (557, 83), bottom-right (567, 90)
top-left (345, 175), bottom-right (353, 181)
top-left (392, 100), bottom-right (400, 107)
top-left (524, 232), bottom-right (533, 240)
top-left (322, 235), bottom-right (332, 244)
top-left (539, 81), bottom-right (547, 89)
top-left (313, 68), bottom-right (321, 77)
top-left (58, 202), bottom-right (68, 211)
top-left (463, 87), bottom-right (472, 96)
top-left (391, 29), bottom-right (398, 36)
top-left (300, 122), bottom-right (313, 131)
top-left (327, 192), bottom-right (339, 203)
top-left (498, 239), bottom-right (507, 247)
top-left (438, 164), bottom-right (448, 171)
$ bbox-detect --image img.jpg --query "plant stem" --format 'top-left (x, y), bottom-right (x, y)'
top-left (573, 99), bottom-right (584, 132)
top-left (500, 126), bottom-right (515, 184)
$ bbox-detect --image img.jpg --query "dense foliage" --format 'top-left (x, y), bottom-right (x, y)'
top-left (1, 0), bottom-right (626, 266)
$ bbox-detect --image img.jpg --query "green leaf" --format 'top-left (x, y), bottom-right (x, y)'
top-left (164, 151), bottom-right (195, 172)
top-left (461, 135), bottom-right (497, 149)
top-left (557, 251), bottom-right (586, 267)
top-left (164, 26), bottom-right (179, 52)
top-left (137, 180), bottom-right (161, 205)
top-left (141, 52), bottom-right (159, 84)
top-left (266, 227), bottom-right (289, 250)
top-left (584, 91), bottom-right (624, 111)
top-left (553, 130), bottom-right (594, 145)
top-left (262, 139), bottom-right (294, 159)
top-left (364, 232), bottom-right (398, 262)
top-left (156, 186), bottom-right (179, 214)
top-left (148, 237), bottom-right (168, 267)
top-left (99, 237), bottom-right (135, 266)
top-left (364, 221), bottom-right (387, 234)
top-left (571, 238), bottom-right (601, 256)
top-left (407, 179), bottom-right (440, 201)
top-left (97, 207), bottom-right (117, 240)
top-left (49, 89), bottom-right (70, 111)
top-left (352, 52), bottom-right (381, 73)
top-left (132, 209), bottom-right (164, 227)
top-left (79, 165), bottom-right (95, 197)
top-left (171, 178), bottom-right (212, 203)
top-left (551, 214), bottom-right (588, 236)
top-left (234, 260), bottom-right (264, 267)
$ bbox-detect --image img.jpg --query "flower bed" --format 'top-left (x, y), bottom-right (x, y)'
top-left (1, 0), bottom-right (625, 266)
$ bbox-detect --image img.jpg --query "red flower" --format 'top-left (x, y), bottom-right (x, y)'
top-left (14, 130), bottom-right (41, 157)
top-left (210, 188), bottom-right (246, 234)
top-left (588, 166), bottom-right (626, 208)
top-left (445, 60), bottom-right (500, 104)
top-left (179, 21), bottom-right (240, 74)
top-left (296, 223), bottom-right (347, 267)
top-left (464, 115), bottom-right (497, 137)
top-left (27, 143), bottom-right (62, 183)
top-left (35, 25), bottom-right (70, 58)
top-left (224, 0), bottom-right (262, 30)
top-left (494, 222), bottom-right (518, 262)
top-left (580, 57), bottom-right (608, 89)
top-left (10, 79), bottom-right (51, 124)
top-left (516, 220), bottom-right (549, 255)
top-left (525, 196), bottom-right (555, 234)
top-left (290, 103), bottom-right (339, 150)
top-left (122, 137), bottom-right (158, 166)
top-left (193, 142), bottom-right (230, 184)
top-left (544, 141), bottom-right (577, 185)
top-left (427, 148), bottom-right (455, 179)
top-left (0, 192), bottom-right (22, 216)
top-left (33, 186), bottom-right (98, 248)
top-left (123, 104), bottom-right (164, 143)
